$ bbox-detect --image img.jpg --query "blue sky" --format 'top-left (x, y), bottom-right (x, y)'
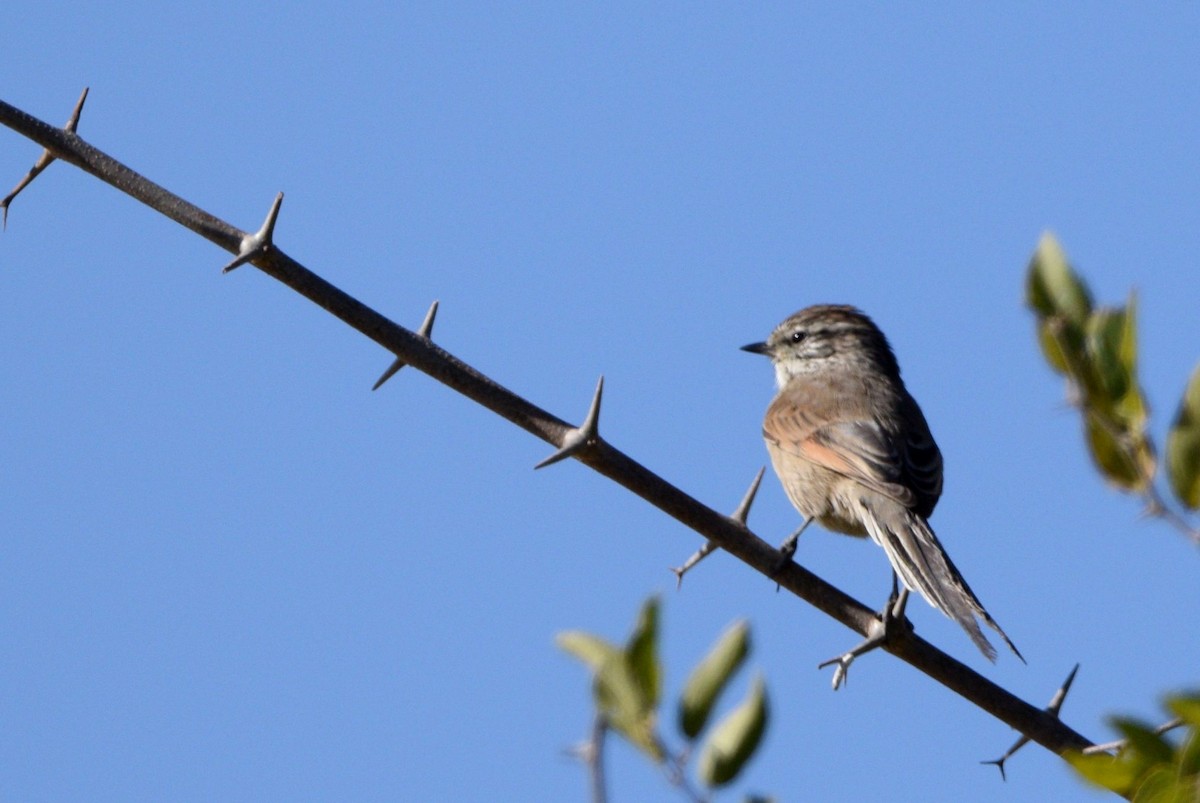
top-left (3, 4), bottom-right (1198, 801)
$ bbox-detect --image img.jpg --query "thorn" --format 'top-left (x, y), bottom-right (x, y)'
top-left (2, 87), bottom-right (90, 231)
top-left (980, 755), bottom-right (1011, 782)
top-left (1047, 663), bottom-right (1079, 716)
top-left (771, 517), bottom-right (813, 591)
top-left (372, 300), bottom-right (439, 390)
top-left (671, 467), bottom-right (766, 587)
top-left (65, 87), bottom-right (89, 133)
top-left (670, 541), bottom-right (717, 589)
top-left (982, 663), bottom-right (1080, 777)
top-left (730, 467), bottom-right (766, 526)
top-left (222, 192), bottom-right (283, 273)
top-left (534, 376), bottom-right (603, 469)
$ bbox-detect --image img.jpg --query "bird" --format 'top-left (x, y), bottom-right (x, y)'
top-left (742, 304), bottom-right (1021, 676)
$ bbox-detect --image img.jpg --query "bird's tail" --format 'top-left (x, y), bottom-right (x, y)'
top-left (862, 506), bottom-right (1022, 663)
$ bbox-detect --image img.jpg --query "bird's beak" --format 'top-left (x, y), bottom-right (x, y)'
top-left (740, 341), bottom-right (771, 355)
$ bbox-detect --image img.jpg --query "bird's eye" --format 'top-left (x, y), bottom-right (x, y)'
top-left (790, 331), bottom-right (807, 343)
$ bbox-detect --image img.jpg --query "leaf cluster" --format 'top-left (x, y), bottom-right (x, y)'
top-left (1067, 695), bottom-right (1200, 802)
top-left (559, 597), bottom-right (769, 797)
top-left (1026, 232), bottom-right (1200, 512)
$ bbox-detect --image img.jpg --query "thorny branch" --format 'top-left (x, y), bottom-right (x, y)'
top-left (1, 87), bottom-right (87, 228)
top-left (0, 93), bottom-right (1096, 765)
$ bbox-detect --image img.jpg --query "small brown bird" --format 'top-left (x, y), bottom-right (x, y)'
top-left (743, 304), bottom-right (1021, 669)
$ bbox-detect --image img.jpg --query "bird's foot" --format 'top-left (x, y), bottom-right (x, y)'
top-left (818, 589), bottom-right (911, 690)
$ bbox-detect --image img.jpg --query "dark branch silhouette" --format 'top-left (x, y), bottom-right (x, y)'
top-left (0, 93), bottom-right (1095, 764)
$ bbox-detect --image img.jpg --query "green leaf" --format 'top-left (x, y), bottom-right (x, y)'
top-left (625, 596), bottom-right (661, 710)
top-left (697, 674), bottom-right (769, 788)
top-left (1177, 730), bottom-right (1200, 777)
top-left (1132, 766), bottom-right (1195, 803)
top-left (1113, 717), bottom-right (1175, 766)
top-left (1084, 307), bottom-right (1131, 406)
top-left (1117, 292), bottom-right (1141, 398)
top-left (1084, 307), bottom-right (1137, 412)
top-left (1167, 364), bottom-right (1200, 510)
top-left (1166, 694), bottom-right (1200, 777)
top-left (1084, 412), bottom-right (1153, 492)
top-left (1065, 750), bottom-right (1140, 794)
top-left (594, 652), bottom-right (663, 761)
top-left (1113, 294), bottom-right (1151, 435)
top-left (1166, 694), bottom-right (1200, 730)
top-left (557, 600), bottom-right (666, 763)
top-left (1070, 297), bottom-right (1154, 492)
top-left (557, 631), bottom-right (621, 674)
top-left (678, 619), bottom-right (751, 739)
top-left (1026, 231), bottom-right (1093, 324)
top-left (1036, 317), bottom-right (1086, 376)
top-left (1083, 296), bottom-right (1149, 427)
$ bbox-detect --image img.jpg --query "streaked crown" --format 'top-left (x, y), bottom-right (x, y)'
top-left (742, 304), bottom-right (901, 387)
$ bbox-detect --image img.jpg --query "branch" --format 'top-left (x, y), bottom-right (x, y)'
top-left (0, 94), bottom-right (1095, 760)
top-left (589, 715), bottom-right (609, 803)
top-left (564, 714), bottom-right (609, 803)
top-left (1, 87), bottom-right (88, 228)
top-left (982, 663), bottom-right (1080, 779)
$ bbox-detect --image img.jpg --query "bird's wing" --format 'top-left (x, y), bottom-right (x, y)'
top-left (895, 394), bottom-right (943, 516)
top-left (764, 393), bottom-right (941, 513)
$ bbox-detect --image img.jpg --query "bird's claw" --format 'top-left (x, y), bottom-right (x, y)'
top-left (818, 652), bottom-right (856, 690)
top-left (818, 589), bottom-right (911, 690)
